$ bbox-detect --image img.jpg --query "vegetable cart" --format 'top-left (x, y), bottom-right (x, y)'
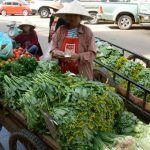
top-left (0, 102), bottom-right (60, 150)
top-left (94, 37), bottom-right (150, 123)
top-left (0, 38), bottom-right (150, 150)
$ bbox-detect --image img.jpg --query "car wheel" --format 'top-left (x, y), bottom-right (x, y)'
top-left (23, 10), bottom-right (29, 16)
top-left (1, 10), bottom-right (7, 16)
top-left (88, 12), bottom-right (98, 24)
top-left (117, 15), bottom-right (133, 30)
top-left (39, 8), bottom-right (50, 18)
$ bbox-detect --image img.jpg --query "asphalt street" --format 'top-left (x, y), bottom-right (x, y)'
top-left (0, 15), bottom-right (150, 58)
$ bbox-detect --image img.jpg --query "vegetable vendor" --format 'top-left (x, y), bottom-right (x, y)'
top-left (14, 20), bottom-right (43, 59)
top-left (51, 0), bottom-right (96, 80)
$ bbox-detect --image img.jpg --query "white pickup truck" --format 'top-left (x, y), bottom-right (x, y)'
top-left (99, 0), bottom-right (150, 29)
top-left (30, 0), bottom-right (102, 23)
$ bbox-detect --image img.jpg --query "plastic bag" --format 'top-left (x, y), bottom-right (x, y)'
top-left (41, 42), bottom-right (52, 61)
top-left (0, 32), bottom-right (13, 59)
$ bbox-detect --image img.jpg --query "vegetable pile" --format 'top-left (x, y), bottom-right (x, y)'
top-left (0, 57), bottom-right (38, 96)
top-left (12, 47), bottom-right (32, 61)
top-left (96, 38), bottom-right (149, 101)
top-left (132, 68), bottom-right (150, 101)
top-left (0, 57), bottom-right (150, 149)
top-left (0, 58), bottom-right (12, 68)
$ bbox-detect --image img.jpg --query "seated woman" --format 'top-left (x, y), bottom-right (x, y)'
top-left (51, 1), bottom-right (96, 80)
top-left (14, 20), bottom-right (43, 59)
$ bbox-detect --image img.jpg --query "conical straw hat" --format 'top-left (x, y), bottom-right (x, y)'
top-left (18, 20), bottom-right (36, 30)
top-left (49, 1), bottom-right (63, 10)
top-left (55, 0), bottom-right (92, 20)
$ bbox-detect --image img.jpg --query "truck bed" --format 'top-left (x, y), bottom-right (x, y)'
top-left (100, 2), bottom-right (138, 22)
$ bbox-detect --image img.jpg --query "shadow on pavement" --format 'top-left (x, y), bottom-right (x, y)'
top-left (109, 25), bottom-right (150, 30)
top-left (84, 21), bottom-right (113, 25)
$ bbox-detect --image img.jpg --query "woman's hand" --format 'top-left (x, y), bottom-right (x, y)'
top-left (52, 50), bottom-right (64, 58)
top-left (70, 53), bottom-right (80, 60)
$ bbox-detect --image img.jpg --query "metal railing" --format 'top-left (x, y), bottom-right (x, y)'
top-left (95, 60), bottom-right (150, 118)
top-left (96, 37), bottom-right (150, 68)
top-left (95, 37), bottom-right (150, 119)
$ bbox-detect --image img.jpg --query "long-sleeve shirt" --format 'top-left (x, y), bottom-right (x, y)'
top-left (51, 24), bottom-right (96, 80)
top-left (14, 30), bottom-right (43, 56)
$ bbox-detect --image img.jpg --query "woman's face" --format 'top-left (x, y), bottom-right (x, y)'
top-left (66, 14), bottom-right (81, 28)
top-left (23, 25), bottom-right (31, 33)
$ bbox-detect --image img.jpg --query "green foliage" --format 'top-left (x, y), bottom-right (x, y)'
top-left (3, 75), bottom-right (32, 109)
top-left (1, 59), bottom-right (124, 149)
top-left (115, 111), bottom-right (140, 135)
top-left (132, 68), bottom-right (150, 101)
top-left (96, 45), bottom-right (123, 69)
top-left (49, 81), bottom-right (124, 149)
top-left (1, 57), bottom-right (38, 77)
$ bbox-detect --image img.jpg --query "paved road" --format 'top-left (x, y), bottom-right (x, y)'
top-left (0, 15), bottom-right (150, 58)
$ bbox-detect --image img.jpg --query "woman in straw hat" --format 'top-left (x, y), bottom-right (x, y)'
top-left (14, 20), bottom-right (43, 60)
top-left (48, 1), bottom-right (66, 43)
top-left (51, 0), bottom-right (96, 80)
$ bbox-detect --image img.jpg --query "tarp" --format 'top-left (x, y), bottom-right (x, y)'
top-left (0, 32), bottom-right (13, 59)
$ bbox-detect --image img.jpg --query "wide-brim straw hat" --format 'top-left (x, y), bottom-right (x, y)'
top-left (49, 1), bottom-right (63, 10)
top-left (55, 0), bottom-right (92, 20)
top-left (18, 20), bottom-right (36, 30)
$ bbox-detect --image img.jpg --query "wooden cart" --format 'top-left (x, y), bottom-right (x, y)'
top-left (0, 103), bottom-right (61, 150)
top-left (0, 37), bottom-right (150, 150)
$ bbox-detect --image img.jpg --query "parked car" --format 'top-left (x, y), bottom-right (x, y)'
top-left (99, 0), bottom-right (150, 29)
top-left (0, 0), bottom-right (32, 16)
top-left (29, 0), bottom-right (55, 18)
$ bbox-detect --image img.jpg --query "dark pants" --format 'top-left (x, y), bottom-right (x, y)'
top-left (29, 45), bottom-right (38, 55)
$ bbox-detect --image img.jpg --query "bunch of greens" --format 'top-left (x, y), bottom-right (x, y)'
top-left (1, 57), bottom-right (38, 77)
top-left (19, 72), bottom-right (68, 130)
top-left (132, 68), bottom-right (150, 101)
top-left (91, 132), bottom-right (133, 150)
top-left (48, 80), bottom-right (124, 149)
top-left (96, 44), bottom-right (123, 69)
top-left (115, 60), bottom-right (144, 87)
top-left (17, 57), bottom-right (38, 73)
top-left (115, 111), bottom-right (140, 135)
top-left (114, 111), bottom-right (150, 139)
top-left (115, 57), bottom-right (128, 71)
top-left (35, 60), bottom-right (60, 74)
top-left (3, 74), bottom-right (32, 110)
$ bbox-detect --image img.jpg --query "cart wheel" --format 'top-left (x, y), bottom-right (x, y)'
top-left (93, 67), bottom-right (110, 83)
top-left (9, 129), bottom-right (50, 150)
